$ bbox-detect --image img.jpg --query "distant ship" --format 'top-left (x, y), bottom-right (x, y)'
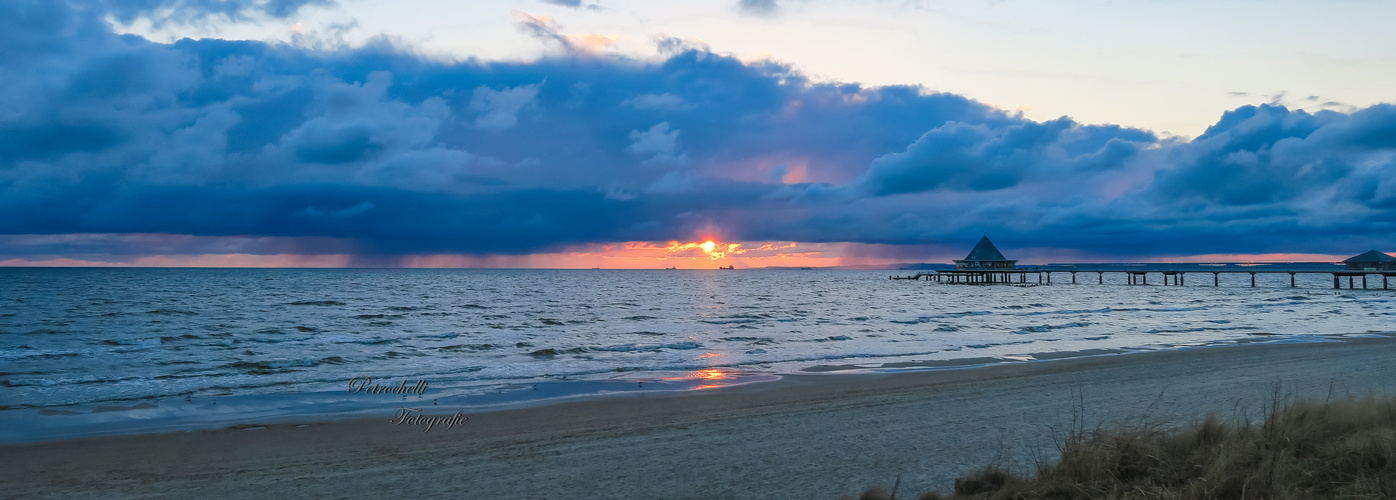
top-left (718, 265), bottom-right (734, 270)
top-left (664, 266), bottom-right (677, 270)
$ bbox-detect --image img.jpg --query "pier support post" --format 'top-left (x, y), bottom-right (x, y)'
top-left (1350, 276), bottom-right (1354, 289)
top-left (1071, 272), bottom-right (1076, 284)
top-left (1037, 273), bottom-right (1041, 284)
top-left (1386, 275), bottom-right (1389, 290)
top-left (1180, 273), bottom-right (1185, 286)
top-left (1098, 272), bottom-right (1103, 284)
top-left (1250, 272), bottom-right (1256, 287)
top-left (1214, 272), bottom-right (1219, 286)
top-left (1047, 272), bottom-right (1052, 285)
top-left (1334, 275), bottom-right (1340, 289)
top-left (1290, 273), bottom-right (1296, 287)
top-left (1143, 273), bottom-right (1147, 285)
top-left (1364, 275), bottom-right (1368, 289)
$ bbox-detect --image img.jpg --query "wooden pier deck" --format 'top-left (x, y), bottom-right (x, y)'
top-left (892, 268), bottom-right (1396, 289)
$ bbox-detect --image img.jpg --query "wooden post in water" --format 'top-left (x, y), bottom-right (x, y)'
top-left (1334, 275), bottom-right (1340, 289)
top-left (1250, 272), bottom-right (1256, 287)
top-left (1214, 272), bottom-right (1220, 286)
top-left (1363, 275), bottom-right (1368, 289)
top-left (1098, 272), bottom-right (1103, 284)
top-left (1071, 272), bottom-right (1076, 284)
top-left (1290, 273), bottom-right (1296, 287)
top-left (1350, 276), bottom-right (1354, 289)
top-left (1143, 273), bottom-right (1147, 285)
top-left (1180, 273), bottom-right (1185, 286)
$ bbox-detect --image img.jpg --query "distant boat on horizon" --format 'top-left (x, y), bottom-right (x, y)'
top-left (718, 265), bottom-right (734, 270)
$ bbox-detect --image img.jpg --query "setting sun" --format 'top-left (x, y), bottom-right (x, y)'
top-left (701, 241), bottom-right (716, 253)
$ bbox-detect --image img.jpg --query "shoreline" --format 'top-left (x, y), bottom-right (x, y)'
top-left (6, 337), bottom-right (1396, 498)
top-left (2, 333), bottom-right (1379, 445)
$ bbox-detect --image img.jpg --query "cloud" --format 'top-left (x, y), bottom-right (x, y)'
top-left (622, 93), bottom-right (690, 111)
top-left (654, 35), bottom-right (711, 56)
top-left (855, 118), bottom-right (1155, 195)
top-left (2, 0), bottom-right (1395, 262)
top-left (737, 0), bottom-right (780, 17)
top-left (539, 0), bottom-right (602, 10)
top-left (83, 0), bottom-right (334, 24)
top-left (470, 83), bottom-right (543, 132)
top-left (512, 11), bottom-right (574, 51)
top-left (568, 33), bottom-right (620, 50)
top-left (628, 122), bottom-right (687, 165)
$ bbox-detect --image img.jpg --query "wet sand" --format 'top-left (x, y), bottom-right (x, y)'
top-left (5, 338), bottom-right (1396, 499)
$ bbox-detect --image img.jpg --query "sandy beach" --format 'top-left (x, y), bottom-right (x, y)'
top-left (5, 338), bottom-right (1396, 499)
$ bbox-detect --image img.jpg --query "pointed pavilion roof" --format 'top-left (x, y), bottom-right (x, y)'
top-left (963, 236), bottom-right (1009, 261)
top-left (1344, 250), bottom-right (1396, 263)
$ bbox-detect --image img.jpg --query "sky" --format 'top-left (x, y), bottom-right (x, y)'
top-left (1, 0), bottom-right (1394, 268)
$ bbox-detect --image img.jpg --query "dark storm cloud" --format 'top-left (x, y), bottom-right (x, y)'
top-left (1, 0), bottom-right (1394, 261)
top-left (854, 118), bottom-right (1156, 195)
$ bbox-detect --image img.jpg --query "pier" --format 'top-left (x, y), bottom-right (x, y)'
top-left (891, 237), bottom-right (1396, 290)
top-left (893, 268), bottom-right (1394, 289)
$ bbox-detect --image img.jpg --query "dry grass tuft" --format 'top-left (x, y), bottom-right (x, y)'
top-left (855, 395), bottom-right (1396, 499)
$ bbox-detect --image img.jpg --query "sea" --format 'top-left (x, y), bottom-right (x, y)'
top-left (2, 267), bottom-right (1393, 443)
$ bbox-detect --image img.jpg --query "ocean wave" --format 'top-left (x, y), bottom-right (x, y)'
top-left (439, 343), bottom-right (502, 352)
top-left (287, 300), bottom-right (346, 306)
top-left (223, 356), bottom-right (346, 374)
top-left (1016, 322), bottom-right (1090, 334)
top-left (145, 309), bottom-right (198, 316)
top-left (528, 341), bottom-right (702, 357)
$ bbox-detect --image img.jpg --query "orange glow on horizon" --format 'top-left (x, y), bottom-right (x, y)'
top-left (0, 240), bottom-right (922, 269)
top-left (8, 235), bottom-right (1364, 270)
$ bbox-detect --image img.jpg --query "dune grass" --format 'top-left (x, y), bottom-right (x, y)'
top-left (852, 395), bottom-right (1396, 500)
